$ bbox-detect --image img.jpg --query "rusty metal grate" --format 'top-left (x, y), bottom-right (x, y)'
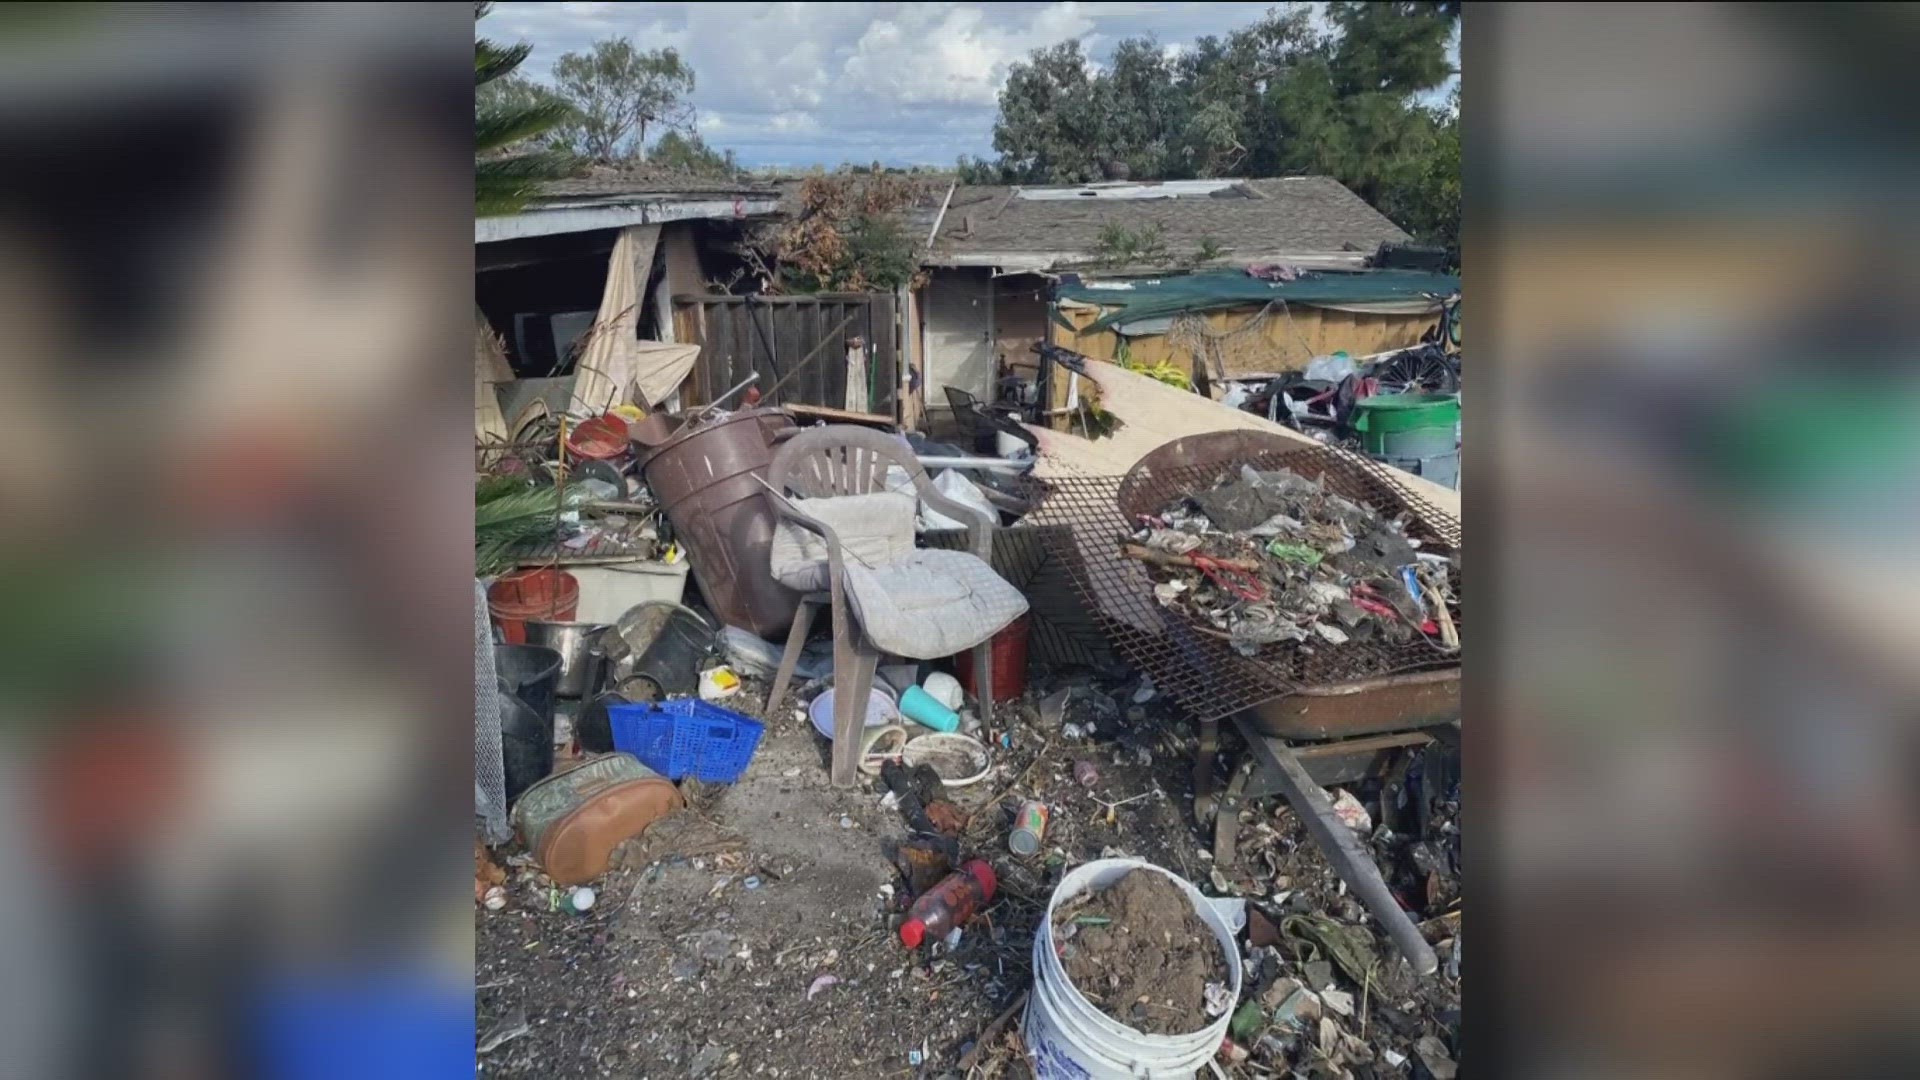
top-left (1017, 445), bottom-right (1461, 722)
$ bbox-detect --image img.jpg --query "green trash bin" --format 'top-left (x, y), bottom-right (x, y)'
top-left (1352, 392), bottom-right (1461, 458)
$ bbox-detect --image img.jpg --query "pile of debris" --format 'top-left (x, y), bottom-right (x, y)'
top-left (1206, 736), bottom-right (1463, 1076)
top-left (1126, 464), bottom-right (1458, 657)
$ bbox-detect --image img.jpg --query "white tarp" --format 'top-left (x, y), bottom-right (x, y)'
top-left (628, 340), bottom-right (701, 411)
top-left (567, 224), bottom-right (668, 415)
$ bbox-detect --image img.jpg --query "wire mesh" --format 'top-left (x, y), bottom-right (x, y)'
top-left (475, 581), bottom-right (510, 845)
top-left (1018, 444), bottom-right (1461, 722)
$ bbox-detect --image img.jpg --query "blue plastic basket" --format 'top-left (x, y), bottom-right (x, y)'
top-left (607, 698), bottom-right (765, 783)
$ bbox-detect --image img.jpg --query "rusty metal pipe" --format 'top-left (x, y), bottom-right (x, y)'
top-left (1237, 713), bottom-right (1440, 975)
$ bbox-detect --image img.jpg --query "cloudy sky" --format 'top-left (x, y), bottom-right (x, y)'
top-left (485, 2), bottom-right (1458, 168)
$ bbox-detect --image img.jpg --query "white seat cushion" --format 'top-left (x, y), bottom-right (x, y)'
top-left (841, 549), bottom-right (1029, 659)
top-left (768, 491), bottom-right (917, 593)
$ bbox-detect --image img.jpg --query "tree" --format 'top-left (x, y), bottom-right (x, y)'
top-left (979, 4), bottom-right (1460, 245)
top-left (955, 154), bottom-right (1010, 184)
top-left (649, 130), bottom-right (739, 178)
top-left (1101, 38), bottom-right (1184, 179)
top-left (1173, 9), bottom-right (1319, 177)
top-left (1377, 94), bottom-right (1458, 254)
top-left (990, 41), bottom-right (1107, 182)
top-left (549, 40), bottom-right (695, 163)
top-left (475, 2), bottom-right (576, 217)
top-left (1253, 1), bottom-right (1456, 208)
top-left (749, 173), bottom-right (930, 294)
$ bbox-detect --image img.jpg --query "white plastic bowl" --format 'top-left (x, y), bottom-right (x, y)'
top-left (808, 684), bottom-right (900, 740)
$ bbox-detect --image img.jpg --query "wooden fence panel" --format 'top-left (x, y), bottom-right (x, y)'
top-left (671, 293), bottom-right (901, 417)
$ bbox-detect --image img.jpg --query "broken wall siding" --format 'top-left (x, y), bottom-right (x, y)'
top-left (661, 223), bottom-right (706, 299)
top-left (1060, 302), bottom-right (1438, 377)
top-left (672, 293), bottom-right (899, 417)
top-left (994, 273), bottom-right (1050, 385)
top-left (897, 285), bottom-right (925, 431)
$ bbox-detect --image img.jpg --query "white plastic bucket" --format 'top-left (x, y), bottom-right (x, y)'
top-left (1023, 859), bottom-right (1242, 1079)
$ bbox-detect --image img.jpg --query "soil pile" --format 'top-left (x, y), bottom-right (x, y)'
top-left (1054, 869), bottom-right (1228, 1036)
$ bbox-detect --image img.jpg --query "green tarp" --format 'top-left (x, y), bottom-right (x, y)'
top-left (1058, 268), bottom-right (1461, 330)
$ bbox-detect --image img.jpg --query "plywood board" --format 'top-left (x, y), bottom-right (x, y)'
top-left (1027, 359), bottom-right (1461, 517)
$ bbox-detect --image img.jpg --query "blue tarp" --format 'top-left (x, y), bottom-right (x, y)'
top-left (1058, 269), bottom-right (1461, 330)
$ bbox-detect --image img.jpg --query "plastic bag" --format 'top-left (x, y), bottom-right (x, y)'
top-left (1303, 351), bottom-right (1356, 383)
top-left (917, 470), bottom-right (996, 532)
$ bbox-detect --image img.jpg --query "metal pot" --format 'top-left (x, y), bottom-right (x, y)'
top-left (613, 601), bottom-right (716, 701)
top-left (521, 619), bottom-right (615, 698)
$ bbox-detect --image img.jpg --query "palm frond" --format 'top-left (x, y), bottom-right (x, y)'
top-left (479, 150), bottom-right (577, 181)
top-left (474, 481), bottom-right (593, 577)
top-left (477, 100), bottom-right (577, 154)
top-left (477, 178), bottom-right (539, 218)
top-left (475, 39), bottom-right (531, 87)
top-left (478, 152), bottom-right (579, 216)
top-left (475, 482), bottom-right (589, 531)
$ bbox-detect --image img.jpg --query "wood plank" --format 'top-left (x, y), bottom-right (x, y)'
top-left (731, 301), bottom-right (754, 396)
top-left (776, 300), bottom-right (804, 405)
top-left (671, 302), bottom-right (704, 406)
top-left (702, 301), bottom-right (731, 404)
top-left (1028, 360), bottom-right (1462, 515)
top-left (838, 300), bottom-right (857, 409)
top-left (871, 291), bottom-right (898, 420)
top-left (806, 301), bottom-right (829, 408)
top-left (900, 287), bottom-right (925, 431)
top-left (783, 403), bottom-right (896, 428)
top-left (728, 300), bottom-right (757, 400)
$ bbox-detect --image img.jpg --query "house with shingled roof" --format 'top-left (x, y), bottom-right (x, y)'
top-left (911, 177), bottom-right (1455, 411)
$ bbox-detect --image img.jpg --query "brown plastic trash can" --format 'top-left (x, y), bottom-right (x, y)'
top-left (639, 408), bottom-right (800, 639)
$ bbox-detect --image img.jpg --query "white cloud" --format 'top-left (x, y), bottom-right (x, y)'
top-left (843, 3), bottom-right (1098, 107)
top-left (481, 1), bottom-right (1439, 166)
top-left (764, 111), bottom-right (821, 135)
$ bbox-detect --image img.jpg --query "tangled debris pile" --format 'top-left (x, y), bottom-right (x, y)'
top-left (1208, 734), bottom-right (1463, 1075)
top-left (1126, 464), bottom-right (1459, 657)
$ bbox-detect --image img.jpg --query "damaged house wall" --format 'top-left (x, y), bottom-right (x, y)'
top-left (1058, 300), bottom-right (1442, 379)
top-left (475, 168), bottom-right (787, 424)
top-left (994, 273), bottom-right (1051, 390)
top-left (476, 229), bottom-right (645, 377)
top-left (919, 177), bottom-right (1448, 389)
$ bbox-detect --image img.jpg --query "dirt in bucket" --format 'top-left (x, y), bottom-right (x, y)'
top-left (1053, 868), bottom-right (1229, 1036)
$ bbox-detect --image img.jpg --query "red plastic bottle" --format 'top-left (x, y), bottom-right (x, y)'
top-left (898, 860), bottom-right (997, 949)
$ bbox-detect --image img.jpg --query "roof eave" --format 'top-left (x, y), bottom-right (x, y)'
top-left (923, 249), bottom-right (1379, 274)
top-left (476, 195), bottom-right (783, 243)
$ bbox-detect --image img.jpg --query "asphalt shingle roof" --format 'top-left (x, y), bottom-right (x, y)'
top-left (927, 177), bottom-right (1411, 269)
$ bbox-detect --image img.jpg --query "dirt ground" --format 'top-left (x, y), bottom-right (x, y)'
top-left (477, 674), bottom-right (1461, 1078)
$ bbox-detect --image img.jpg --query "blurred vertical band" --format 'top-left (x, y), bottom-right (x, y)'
top-left (0, 5), bottom-right (474, 1079)
top-left (1481, 4), bottom-right (1920, 1078)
